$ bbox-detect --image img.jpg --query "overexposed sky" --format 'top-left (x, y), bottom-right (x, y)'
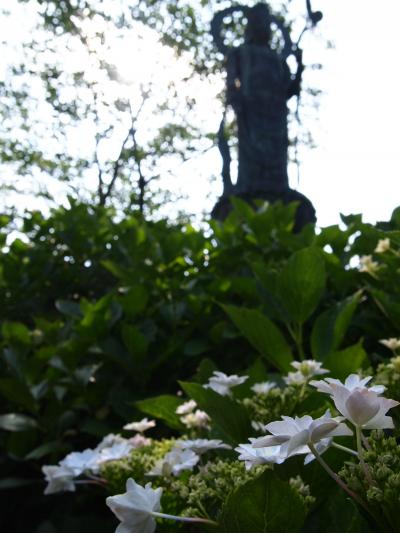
top-left (2, 1), bottom-right (400, 228)
top-left (294, 0), bottom-right (400, 227)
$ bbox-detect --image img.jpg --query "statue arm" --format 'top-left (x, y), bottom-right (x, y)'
top-left (287, 48), bottom-right (304, 98)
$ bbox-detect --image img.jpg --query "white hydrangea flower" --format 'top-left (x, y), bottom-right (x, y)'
top-left (251, 381), bottom-right (277, 395)
top-left (180, 409), bottom-right (210, 429)
top-left (252, 411), bottom-right (352, 459)
top-left (310, 374), bottom-right (386, 396)
top-left (235, 439), bottom-right (286, 470)
top-left (374, 238), bottom-right (391, 253)
top-left (380, 338), bottom-right (400, 352)
top-left (97, 442), bottom-right (134, 466)
top-left (204, 371), bottom-right (248, 396)
top-left (95, 433), bottom-right (127, 452)
top-left (176, 439), bottom-right (231, 454)
top-left (106, 478), bottom-right (162, 533)
top-left (148, 448), bottom-right (199, 477)
top-left (175, 399), bottom-right (197, 415)
top-left (129, 434), bottom-right (152, 448)
top-left (59, 448), bottom-right (102, 476)
top-left (42, 465), bottom-right (76, 495)
top-left (359, 255), bottom-right (380, 275)
top-left (329, 386), bottom-right (399, 430)
top-left (284, 371), bottom-right (308, 386)
top-left (291, 360), bottom-right (329, 378)
top-left (123, 418), bottom-right (156, 433)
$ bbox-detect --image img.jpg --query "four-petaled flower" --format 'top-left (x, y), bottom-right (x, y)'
top-left (251, 381), bottom-right (277, 395)
top-left (175, 399), bottom-right (197, 415)
top-left (106, 478), bottom-right (162, 533)
top-left (374, 238), bottom-right (391, 253)
top-left (60, 448), bottom-right (101, 476)
top-left (148, 448), bottom-right (199, 477)
top-left (310, 374), bottom-right (386, 396)
top-left (123, 418), bottom-right (156, 433)
top-left (176, 439), bottom-right (231, 454)
top-left (252, 411), bottom-right (352, 458)
top-left (204, 371), bottom-right (248, 396)
top-left (328, 386), bottom-right (399, 429)
top-left (42, 465), bottom-right (76, 495)
top-left (235, 439), bottom-right (286, 470)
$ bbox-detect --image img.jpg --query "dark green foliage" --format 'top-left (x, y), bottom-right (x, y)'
top-left (1, 200), bottom-right (400, 531)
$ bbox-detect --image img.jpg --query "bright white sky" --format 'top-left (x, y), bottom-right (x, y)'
top-left (292, 0), bottom-right (400, 227)
top-left (158, 0), bottom-right (400, 227)
top-left (2, 1), bottom-right (400, 228)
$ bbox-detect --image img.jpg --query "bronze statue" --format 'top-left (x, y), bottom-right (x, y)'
top-left (211, 1), bottom-right (322, 229)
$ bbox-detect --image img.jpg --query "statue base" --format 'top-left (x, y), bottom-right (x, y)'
top-left (211, 188), bottom-right (316, 231)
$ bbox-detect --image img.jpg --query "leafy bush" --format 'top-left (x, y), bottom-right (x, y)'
top-left (1, 199), bottom-right (400, 531)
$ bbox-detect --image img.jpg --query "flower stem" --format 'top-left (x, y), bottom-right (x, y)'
top-left (151, 511), bottom-right (218, 526)
top-left (308, 442), bottom-right (370, 513)
top-left (331, 441), bottom-right (358, 457)
top-left (355, 426), bottom-right (374, 485)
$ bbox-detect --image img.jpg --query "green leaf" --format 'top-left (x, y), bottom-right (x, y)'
top-left (121, 324), bottom-right (149, 357)
top-left (323, 342), bottom-right (367, 380)
top-left (0, 378), bottom-right (37, 412)
top-left (179, 381), bottom-right (252, 445)
top-left (120, 285), bottom-right (149, 318)
top-left (0, 413), bottom-right (38, 432)
top-left (55, 299), bottom-right (82, 318)
top-left (279, 247), bottom-right (326, 324)
top-left (222, 304), bottom-right (293, 372)
top-left (135, 395), bottom-right (184, 430)
top-left (1, 321), bottom-right (31, 345)
top-left (25, 441), bottom-right (63, 460)
top-left (220, 470), bottom-right (307, 533)
top-left (311, 292), bottom-right (362, 359)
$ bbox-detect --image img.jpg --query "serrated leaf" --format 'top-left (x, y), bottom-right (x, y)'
top-left (311, 292), bottom-right (362, 359)
top-left (219, 470), bottom-right (307, 533)
top-left (222, 304), bottom-right (293, 372)
top-left (179, 381), bottom-right (252, 445)
top-left (279, 247), bottom-right (326, 324)
top-left (135, 395), bottom-right (184, 430)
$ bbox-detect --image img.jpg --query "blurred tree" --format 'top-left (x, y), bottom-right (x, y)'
top-left (0, 0), bottom-right (325, 216)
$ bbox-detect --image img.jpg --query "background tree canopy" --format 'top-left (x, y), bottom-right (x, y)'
top-left (1, 0), bottom-right (323, 217)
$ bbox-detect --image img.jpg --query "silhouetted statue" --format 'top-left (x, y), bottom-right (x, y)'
top-left (211, 2), bottom-right (320, 229)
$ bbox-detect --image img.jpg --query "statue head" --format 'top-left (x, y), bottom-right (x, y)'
top-left (245, 3), bottom-right (272, 45)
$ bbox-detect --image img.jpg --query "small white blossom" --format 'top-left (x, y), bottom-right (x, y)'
top-left (59, 448), bottom-right (101, 476)
top-left (123, 418), bottom-right (156, 433)
top-left (42, 465), bottom-right (76, 495)
top-left (180, 409), bottom-right (210, 429)
top-left (148, 448), bottom-right (199, 477)
top-left (204, 371), bottom-right (248, 396)
top-left (235, 439), bottom-right (286, 470)
top-left (328, 386), bottom-right (399, 429)
top-left (129, 434), bottom-right (152, 448)
top-left (291, 360), bottom-right (329, 378)
top-left (106, 478), bottom-right (162, 533)
top-left (252, 411), bottom-right (352, 459)
top-left (95, 434), bottom-right (126, 451)
top-left (251, 381), bottom-right (277, 395)
top-left (380, 338), bottom-right (400, 352)
top-left (374, 238), bottom-right (391, 253)
top-left (175, 399), bottom-right (197, 415)
top-left (310, 374), bottom-right (386, 396)
top-left (97, 442), bottom-right (134, 465)
top-left (359, 255), bottom-right (380, 275)
top-left (284, 371), bottom-right (308, 386)
top-left (176, 439), bottom-right (231, 455)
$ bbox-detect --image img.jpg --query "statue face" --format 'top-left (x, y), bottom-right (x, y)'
top-left (245, 3), bottom-right (272, 44)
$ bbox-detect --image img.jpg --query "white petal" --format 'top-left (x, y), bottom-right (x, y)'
top-left (345, 390), bottom-right (380, 426)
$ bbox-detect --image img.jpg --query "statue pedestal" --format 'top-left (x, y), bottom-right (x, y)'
top-left (211, 188), bottom-right (316, 232)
